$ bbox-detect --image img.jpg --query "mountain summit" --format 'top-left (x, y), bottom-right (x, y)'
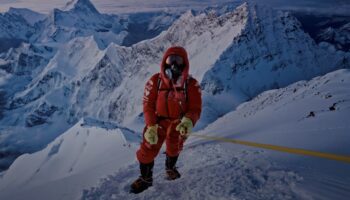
top-left (63, 0), bottom-right (99, 14)
top-left (32, 0), bottom-right (126, 48)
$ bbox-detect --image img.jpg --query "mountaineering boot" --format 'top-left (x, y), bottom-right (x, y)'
top-left (130, 161), bottom-right (154, 194)
top-left (165, 155), bottom-right (181, 180)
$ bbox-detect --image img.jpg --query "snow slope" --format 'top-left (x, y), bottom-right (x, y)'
top-left (196, 69), bottom-right (350, 154)
top-left (82, 69), bottom-right (350, 200)
top-left (0, 118), bottom-right (140, 200)
top-left (1, 68), bottom-right (348, 200)
top-left (83, 144), bottom-right (309, 200)
top-left (193, 68), bottom-right (350, 199)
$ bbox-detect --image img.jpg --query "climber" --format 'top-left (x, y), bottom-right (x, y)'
top-left (130, 46), bottom-right (202, 194)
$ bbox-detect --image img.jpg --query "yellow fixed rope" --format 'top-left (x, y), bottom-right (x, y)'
top-left (190, 134), bottom-right (350, 164)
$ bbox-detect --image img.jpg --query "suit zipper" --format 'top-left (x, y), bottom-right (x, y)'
top-left (165, 90), bottom-right (170, 117)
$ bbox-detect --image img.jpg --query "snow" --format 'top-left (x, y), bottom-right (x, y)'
top-left (0, 0), bottom-right (349, 199)
top-left (197, 69), bottom-right (350, 150)
top-left (0, 68), bottom-right (11, 86)
top-left (7, 7), bottom-right (46, 25)
top-left (0, 10), bottom-right (34, 41)
top-left (32, 1), bottom-right (129, 49)
top-left (63, 0), bottom-right (100, 13)
top-left (82, 144), bottom-right (310, 200)
top-left (192, 69), bottom-right (350, 199)
top-left (317, 23), bottom-right (350, 51)
top-left (83, 69), bottom-right (350, 200)
top-left (1, 69), bottom-right (349, 200)
top-left (0, 118), bottom-right (139, 200)
top-left (1, 0), bottom-right (350, 174)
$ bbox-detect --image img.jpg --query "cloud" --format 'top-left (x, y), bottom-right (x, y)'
top-left (0, 0), bottom-right (349, 16)
top-left (260, 0), bottom-right (350, 16)
top-left (0, 0), bottom-right (20, 3)
top-left (0, 0), bottom-right (69, 13)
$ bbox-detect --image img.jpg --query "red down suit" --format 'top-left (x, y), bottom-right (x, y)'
top-left (136, 46), bottom-right (202, 164)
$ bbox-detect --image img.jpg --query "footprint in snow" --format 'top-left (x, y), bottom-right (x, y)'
top-left (81, 144), bottom-right (309, 200)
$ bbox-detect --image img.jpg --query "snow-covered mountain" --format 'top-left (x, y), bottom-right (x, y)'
top-left (0, 118), bottom-right (140, 200)
top-left (7, 7), bottom-right (46, 26)
top-left (121, 11), bottom-right (180, 46)
top-left (0, 0), bottom-right (179, 54)
top-left (0, 43), bottom-right (55, 77)
top-left (32, 0), bottom-right (128, 48)
top-left (0, 43), bottom-right (56, 132)
top-left (0, 7), bottom-right (46, 53)
top-left (1, 1), bottom-right (349, 172)
top-left (317, 23), bottom-right (350, 51)
top-left (1, 68), bottom-right (349, 200)
top-left (0, 10), bottom-right (35, 52)
top-left (0, 11), bottom-right (34, 40)
top-left (31, 0), bottom-right (180, 48)
top-left (294, 12), bottom-right (350, 52)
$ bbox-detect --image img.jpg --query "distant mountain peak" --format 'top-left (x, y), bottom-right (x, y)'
top-left (7, 7), bottom-right (46, 26)
top-left (63, 0), bottom-right (99, 14)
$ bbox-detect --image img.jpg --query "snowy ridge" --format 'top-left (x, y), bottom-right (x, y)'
top-left (197, 69), bottom-right (350, 154)
top-left (0, 11), bottom-right (34, 40)
top-left (0, 43), bottom-right (55, 77)
top-left (197, 3), bottom-right (350, 128)
top-left (32, 0), bottom-right (128, 48)
top-left (1, 69), bottom-right (349, 200)
top-left (0, 10), bottom-right (34, 52)
top-left (317, 23), bottom-right (350, 51)
top-left (80, 117), bottom-right (141, 142)
top-left (63, 0), bottom-right (100, 13)
top-left (191, 69), bottom-right (350, 199)
top-left (82, 144), bottom-right (309, 200)
top-left (81, 68), bottom-right (350, 200)
top-left (0, 118), bottom-right (138, 200)
top-left (7, 7), bottom-right (46, 26)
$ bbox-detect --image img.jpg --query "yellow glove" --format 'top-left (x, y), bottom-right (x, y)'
top-left (144, 125), bottom-right (158, 145)
top-left (176, 117), bottom-right (193, 137)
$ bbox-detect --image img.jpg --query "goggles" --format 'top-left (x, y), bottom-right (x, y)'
top-left (165, 55), bottom-right (184, 67)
